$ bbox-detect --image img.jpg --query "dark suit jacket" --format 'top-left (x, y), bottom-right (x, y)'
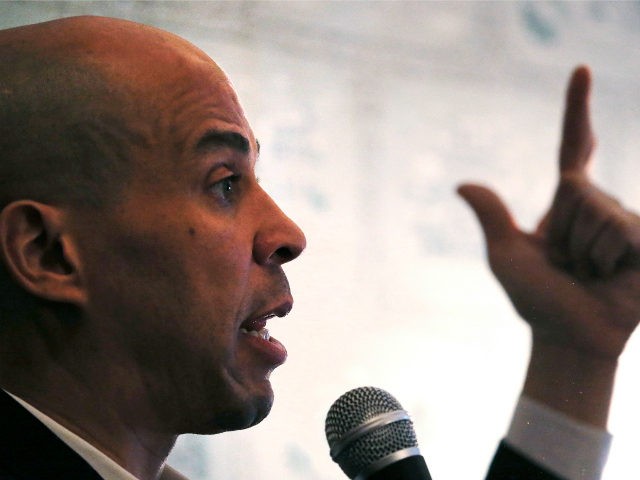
top-left (0, 389), bottom-right (562, 480)
top-left (0, 389), bottom-right (102, 479)
top-left (487, 441), bottom-right (562, 480)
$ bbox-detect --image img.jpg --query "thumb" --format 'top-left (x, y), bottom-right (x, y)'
top-left (457, 183), bottom-right (519, 246)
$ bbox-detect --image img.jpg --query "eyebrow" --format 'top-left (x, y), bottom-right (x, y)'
top-left (196, 130), bottom-right (260, 158)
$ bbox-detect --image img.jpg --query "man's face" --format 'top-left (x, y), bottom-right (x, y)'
top-left (70, 49), bottom-right (306, 433)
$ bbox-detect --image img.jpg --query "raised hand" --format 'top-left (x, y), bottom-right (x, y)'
top-left (459, 66), bottom-right (640, 360)
top-left (458, 66), bottom-right (640, 425)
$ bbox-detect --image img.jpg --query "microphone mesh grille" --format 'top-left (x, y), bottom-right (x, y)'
top-left (325, 386), bottom-right (419, 479)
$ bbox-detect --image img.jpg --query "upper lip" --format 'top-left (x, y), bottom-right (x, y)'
top-left (241, 298), bottom-right (293, 331)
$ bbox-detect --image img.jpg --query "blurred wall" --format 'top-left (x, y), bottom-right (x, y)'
top-left (2, 2), bottom-right (640, 479)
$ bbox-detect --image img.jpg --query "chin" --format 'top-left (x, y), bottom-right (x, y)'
top-left (193, 389), bottom-right (274, 434)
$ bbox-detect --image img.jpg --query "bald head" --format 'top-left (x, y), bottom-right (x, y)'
top-left (0, 15), bottom-right (227, 208)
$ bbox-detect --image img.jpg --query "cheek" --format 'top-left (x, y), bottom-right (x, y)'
top-left (81, 214), bottom-right (255, 345)
top-left (187, 224), bottom-right (254, 293)
top-left (181, 230), bottom-right (261, 360)
top-left (80, 221), bottom-right (191, 327)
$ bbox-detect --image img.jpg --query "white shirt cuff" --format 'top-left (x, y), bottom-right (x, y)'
top-left (505, 395), bottom-right (612, 480)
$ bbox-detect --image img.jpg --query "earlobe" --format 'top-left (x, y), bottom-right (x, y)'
top-left (0, 201), bottom-right (86, 306)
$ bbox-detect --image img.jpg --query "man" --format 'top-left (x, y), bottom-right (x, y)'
top-left (0, 15), bottom-right (305, 480)
top-left (0, 15), bottom-right (636, 480)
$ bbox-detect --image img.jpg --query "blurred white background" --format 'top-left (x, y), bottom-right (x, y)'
top-left (2, 2), bottom-right (640, 479)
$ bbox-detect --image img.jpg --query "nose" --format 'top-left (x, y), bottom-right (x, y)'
top-left (253, 190), bottom-right (306, 266)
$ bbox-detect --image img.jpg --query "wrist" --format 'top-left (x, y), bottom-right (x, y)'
top-left (522, 339), bottom-right (618, 428)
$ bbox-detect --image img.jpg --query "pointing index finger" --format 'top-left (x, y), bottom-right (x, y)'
top-left (559, 65), bottom-right (596, 175)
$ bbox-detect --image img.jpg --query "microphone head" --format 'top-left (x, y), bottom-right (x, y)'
top-left (325, 386), bottom-right (420, 479)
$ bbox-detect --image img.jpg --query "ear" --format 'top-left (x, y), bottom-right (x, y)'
top-left (0, 201), bottom-right (86, 306)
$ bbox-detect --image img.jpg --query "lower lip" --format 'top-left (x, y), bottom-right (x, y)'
top-left (240, 332), bottom-right (288, 367)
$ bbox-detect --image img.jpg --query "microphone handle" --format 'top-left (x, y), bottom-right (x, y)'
top-left (366, 455), bottom-right (432, 480)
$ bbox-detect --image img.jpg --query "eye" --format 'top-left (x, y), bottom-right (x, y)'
top-left (208, 174), bottom-right (241, 205)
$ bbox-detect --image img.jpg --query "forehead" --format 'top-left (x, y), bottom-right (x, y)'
top-left (159, 61), bottom-right (254, 154)
top-left (157, 69), bottom-right (258, 183)
top-left (105, 33), bottom-right (258, 178)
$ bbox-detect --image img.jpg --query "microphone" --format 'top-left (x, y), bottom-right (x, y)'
top-left (325, 386), bottom-right (432, 480)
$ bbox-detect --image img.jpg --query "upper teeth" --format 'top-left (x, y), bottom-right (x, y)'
top-left (240, 327), bottom-right (270, 341)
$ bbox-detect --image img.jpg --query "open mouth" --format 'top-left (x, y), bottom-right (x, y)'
top-left (240, 300), bottom-right (292, 342)
top-left (239, 311), bottom-right (277, 342)
top-left (238, 310), bottom-right (288, 366)
top-left (240, 326), bottom-right (271, 341)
